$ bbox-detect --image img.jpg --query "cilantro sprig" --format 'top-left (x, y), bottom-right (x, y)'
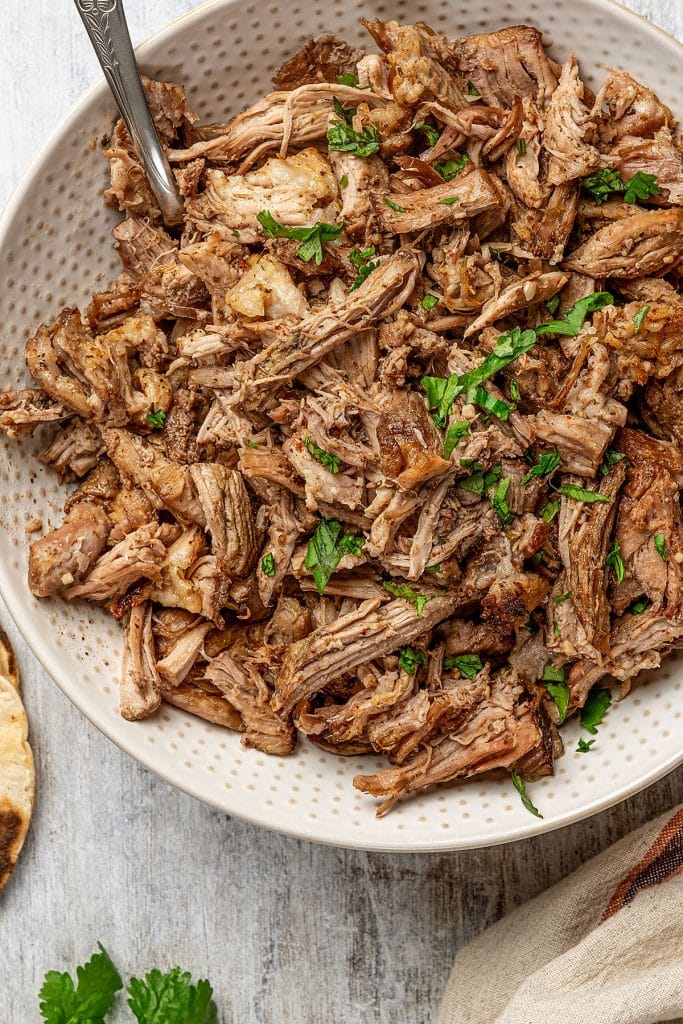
top-left (556, 483), bottom-right (610, 504)
top-left (536, 292), bottom-right (613, 337)
top-left (579, 686), bottom-right (612, 742)
top-left (145, 409), bottom-right (166, 430)
top-left (304, 518), bottom-right (364, 595)
top-left (327, 100), bottom-right (380, 157)
top-left (305, 436), bottom-right (341, 473)
top-left (442, 653), bottom-right (483, 679)
top-left (398, 646), bottom-right (428, 675)
top-left (581, 168), bottom-right (661, 205)
top-left (605, 538), bottom-right (626, 584)
top-left (434, 154), bottom-right (469, 181)
top-left (256, 211), bottom-right (342, 265)
top-left (521, 449), bottom-right (560, 486)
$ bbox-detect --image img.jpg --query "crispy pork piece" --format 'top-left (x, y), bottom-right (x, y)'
top-left (363, 19), bottom-right (468, 110)
top-left (155, 618), bottom-right (213, 687)
top-left (595, 68), bottom-right (674, 141)
top-left (119, 602), bottom-right (162, 721)
top-left (273, 34), bottom-right (364, 89)
top-left (464, 271), bottom-right (567, 338)
top-left (159, 679), bottom-right (243, 730)
top-left (606, 133), bottom-right (683, 206)
top-left (593, 300), bottom-right (683, 386)
top-left (25, 309), bottom-right (96, 419)
top-left (639, 367), bottom-right (683, 448)
top-left (449, 25), bottom-right (559, 108)
top-left (376, 391), bottom-right (450, 490)
top-left (563, 208), bottom-right (683, 278)
top-left (28, 503), bottom-right (111, 598)
top-left (329, 152), bottom-right (389, 243)
top-left (510, 184), bottom-right (579, 264)
top-left (206, 652), bottom-right (295, 755)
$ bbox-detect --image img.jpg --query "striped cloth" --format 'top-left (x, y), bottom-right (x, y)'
top-left (439, 805), bottom-right (683, 1024)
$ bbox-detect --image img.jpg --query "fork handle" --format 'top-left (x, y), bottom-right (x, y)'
top-left (74, 0), bottom-right (185, 226)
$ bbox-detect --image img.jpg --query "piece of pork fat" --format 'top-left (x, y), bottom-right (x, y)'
top-left (25, 309), bottom-right (97, 419)
top-left (379, 169), bottom-right (505, 235)
top-left (376, 391), bottom-right (450, 491)
top-left (272, 34), bottom-right (364, 89)
top-left (185, 149), bottom-right (339, 243)
top-left (155, 618), bottom-right (213, 687)
top-left (39, 420), bottom-right (104, 479)
top-left (594, 68), bottom-right (674, 142)
top-left (205, 652), bottom-right (295, 755)
top-left (234, 251), bottom-right (419, 410)
top-left (448, 25), bottom-right (559, 108)
top-left (362, 19), bottom-right (468, 110)
top-left (510, 183), bottom-right (579, 264)
top-left (557, 461), bottom-right (626, 655)
top-left (189, 464), bottom-right (258, 576)
top-left (169, 84), bottom-right (388, 169)
top-left (353, 671), bottom-right (542, 814)
top-left (606, 133), bottom-right (683, 206)
top-left (463, 271), bottom-right (568, 338)
top-left (64, 521), bottom-right (174, 602)
top-left (28, 502), bottom-right (111, 598)
top-left (0, 388), bottom-right (68, 439)
top-left (272, 594), bottom-right (465, 718)
top-left (102, 428), bottom-right (206, 527)
top-left (329, 152), bottom-right (389, 244)
top-left (563, 208), bottom-right (683, 278)
top-left (284, 434), bottom-right (364, 511)
top-left (568, 608), bottom-right (683, 710)
top-left (613, 438), bottom-right (683, 615)
top-left (543, 56), bottom-right (601, 186)
top-left (119, 602), bottom-right (162, 721)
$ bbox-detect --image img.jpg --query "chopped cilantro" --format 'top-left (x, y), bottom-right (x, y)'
top-left (305, 436), bottom-right (341, 473)
top-left (459, 465), bottom-right (502, 496)
top-left (544, 678), bottom-right (569, 724)
top-left (511, 769), bottom-right (542, 818)
top-left (654, 533), bottom-right (668, 562)
top-left (398, 646), bottom-right (428, 676)
top-left (466, 80), bottom-right (480, 96)
top-left (576, 737), bottom-right (596, 753)
top-left (145, 409), bottom-right (166, 430)
top-left (542, 663), bottom-right (565, 683)
top-left (421, 293), bottom-right (439, 312)
top-left (261, 552), bottom-right (276, 577)
top-left (382, 580), bottom-right (432, 616)
top-left (434, 154), bottom-right (469, 181)
top-left (581, 167), bottom-right (627, 205)
top-left (336, 72), bottom-right (359, 87)
top-left (629, 597), bottom-right (651, 614)
top-left (517, 138), bottom-right (527, 155)
top-left (554, 591), bottom-right (573, 603)
top-left (304, 519), bottom-right (364, 594)
top-left (556, 483), bottom-right (610, 504)
top-left (623, 171), bottom-right (661, 204)
top-left (327, 117), bottom-right (380, 157)
top-left (414, 122), bottom-right (440, 146)
top-left (521, 449), bottom-right (560, 486)
top-left (348, 246), bottom-right (379, 291)
top-left (536, 291), bottom-right (614, 337)
top-left (600, 449), bottom-right (625, 476)
top-left (256, 211), bottom-right (342, 265)
top-left (509, 380), bottom-right (521, 403)
top-left (490, 476), bottom-right (513, 525)
top-left (340, 173), bottom-right (349, 188)
top-left (580, 686), bottom-right (611, 734)
top-left (443, 419), bottom-right (470, 459)
top-left (438, 195), bottom-right (460, 205)
top-left (632, 304), bottom-right (650, 334)
top-left (545, 294), bottom-right (561, 316)
top-left (469, 386), bottom-right (513, 421)
top-left (540, 499), bottom-right (560, 523)
top-left (384, 196), bottom-right (405, 212)
top-left (605, 538), bottom-right (626, 584)
top-left (443, 653), bottom-right (483, 678)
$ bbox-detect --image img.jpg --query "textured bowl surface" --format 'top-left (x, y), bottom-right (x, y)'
top-left (0, 0), bottom-right (681, 851)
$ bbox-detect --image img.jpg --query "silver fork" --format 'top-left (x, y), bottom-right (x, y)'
top-left (74, 0), bottom-right (185, 226)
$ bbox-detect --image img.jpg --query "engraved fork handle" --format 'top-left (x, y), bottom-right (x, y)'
top-left (74, 0), bottom-right (185, 226)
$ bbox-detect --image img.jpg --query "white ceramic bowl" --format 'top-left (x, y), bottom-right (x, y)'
top-left (0, 0), bottom-right (681, 851)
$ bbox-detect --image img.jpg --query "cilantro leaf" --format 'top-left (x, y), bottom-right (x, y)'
top-left (348, 246), bottom-right (379, 291)
top-left (536, 291), bottom-right (614, 337)
top-left (39, 944), bottom-right (123, 1024)
top-left (421, 373), bottom-right (461, 429)
top-left (581, 168), bottom-right (626, 205)
top-left (580, 686), bottom-right (611, 735)
top-left (457, 327), bottom-right (537, 393)
top-left (336, 72), bottom-right (359, 87)
top-left (517, 138), bottom-right (527, 155)
top-left (599, 449), bottom-right (624, 476)
top-left (654, 533), bottom-right (668, 562)
top-left (632, 304), bottom-right (650, 334)
top-left (556, 483), bottom-right (610, 504)
top-left (304, 519), bottom-right (364, 594)
top-left (605, 538), bottom-right (626, 584)
top-left (521, 449), bottom-right (560, 486)
top-left (305, 436), bottom-right (341, 473)
top-left (256, 211), bottom-right (342, 265)
top-left (434, 154), bottom-right (469, 181)
top-left (384, 196), bottom-right (405, 212)
top-left (333, 96), bottom-right (355, 123)
top-left (261, 552), bottom-right (276, 577)
top-left (623, 171), bottom-right (661, 204)
top-left (576, 737), bottom-right (596, 753)
top-left (443, 653), bottom-right (483, 678)
top-left (421, 293), bottom-right (439, 312)
top-left (469, 386), bottom-right (513, 421)
top-left (540, 499), bottom-right (559, 523)
top-left (443, 419), bottom-right (469, 458)
top-left (629, 596), bottom-right (651, 614)
top-left (398, 646), bottom-right (427, 676)
top-left (466, 80), bottom-right (480, 96)
top-left (555, 591), bottom-right (572, 603)
top-left (541, 663), bottom-right (565, 683)
top-left (545, 294), bottom-right (561, 316)
top-left (127, 967), bottom-right (217, 1024)
top-left (490, 476), bottom-right (513, 525)
top-left (509, 380), bottom-right (521, 403)
top-left (327, 118), bottom-right (380, 157)
top-left (414, 122), bottom-right (440, 147)
top-left (438, 195), bottom-right (460, 205)
top-left (459, 465), bottom-right (502, 496)
top-left (543, 678), bottom-right (569, 725)
top-left (146, 409), bottom-right (166, 430)
top-left (511, 769), bottom-right (543, 818)
top-left (382, 581), bottom-right (432, 616)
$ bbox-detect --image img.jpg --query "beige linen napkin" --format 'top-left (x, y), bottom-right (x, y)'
top-left (439, 805), bottom-right (683, 1024)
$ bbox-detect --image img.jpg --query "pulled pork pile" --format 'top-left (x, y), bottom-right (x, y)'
top-left (5, 21), bottom-right (683, 816)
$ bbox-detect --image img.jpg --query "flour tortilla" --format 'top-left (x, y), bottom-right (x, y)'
top-left (0, 634), bottom-right (34, 891)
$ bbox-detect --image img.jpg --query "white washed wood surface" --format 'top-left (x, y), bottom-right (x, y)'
top-left (0, 2), bottom-right (681, 1020)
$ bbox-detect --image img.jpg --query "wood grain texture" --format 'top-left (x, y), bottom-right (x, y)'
top-left (0, 2), bottom-right (681, 1021)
